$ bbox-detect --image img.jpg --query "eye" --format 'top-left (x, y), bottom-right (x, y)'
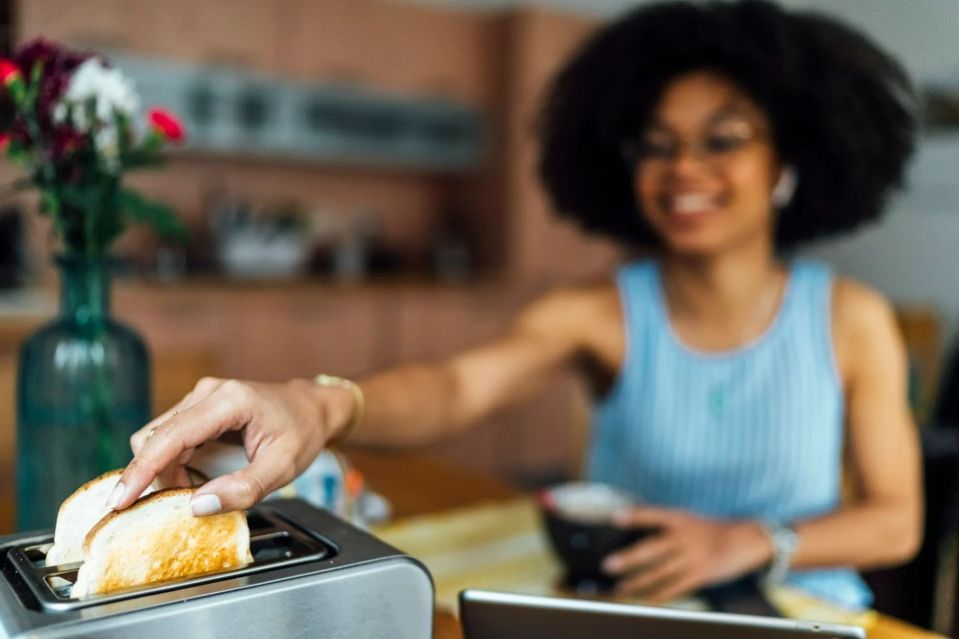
top-left (637, 135), bottom-right (676, 160)
top-left (704, 132), bottom-right (749, 154)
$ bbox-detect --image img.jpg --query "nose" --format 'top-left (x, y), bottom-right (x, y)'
top-left (670, 141), bottom-right (712, 177)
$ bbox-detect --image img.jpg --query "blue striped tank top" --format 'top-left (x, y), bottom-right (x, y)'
top-left (587, 259), bottom-right (871, 610)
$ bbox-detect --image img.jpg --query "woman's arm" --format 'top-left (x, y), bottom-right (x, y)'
top-left (349, 287), bottom-right (620, 447)
top-left (112, 286), bottom-right (621, 513)
top-left (789, 280), bottom-right (923, 568)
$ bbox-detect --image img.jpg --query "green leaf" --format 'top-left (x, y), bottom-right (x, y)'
top-left (5, 144), bottom-right (31, 166)
top-left (39, 190), bottom-right (59, 216)
top-left (119, 148), bottom-right (165, 171)
top-left (119, 188), bottom-right (188, 241)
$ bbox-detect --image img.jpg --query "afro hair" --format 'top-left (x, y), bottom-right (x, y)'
top-left (537, 0), bottom-right (919, 250)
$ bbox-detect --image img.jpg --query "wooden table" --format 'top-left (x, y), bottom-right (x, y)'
top-left (346, 449), bottom-right (944, 639)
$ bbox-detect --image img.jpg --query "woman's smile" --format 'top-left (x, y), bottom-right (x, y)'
top-left (659, 191), bottom-right (729, 217)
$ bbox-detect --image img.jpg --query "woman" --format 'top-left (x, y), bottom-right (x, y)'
top-left (112, 0), bottom-right (921, 610)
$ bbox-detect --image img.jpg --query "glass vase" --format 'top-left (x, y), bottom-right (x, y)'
top-left (16, 256), bottom-right (150, 530)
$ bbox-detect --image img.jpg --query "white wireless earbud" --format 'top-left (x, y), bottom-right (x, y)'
top-left (772, 165), bottom-right (798, 209)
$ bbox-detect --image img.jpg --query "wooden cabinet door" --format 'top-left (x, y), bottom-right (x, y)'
top-left (17, 0), bottom-right (277, 71)
top-left (0, 352), bottom-right (16, 534)
top-left (17, 0), bottom-right (129, 49)
top-left (0, 318), bottom-right (45, 534)
top-left (124, 0), bottom-right (278, 70)
top-left (392, 286), bottom-right (582, 481)
top-left (212, 289), bottom-right (381, 383)
top-left (275, 0), bottom-right (493, 104)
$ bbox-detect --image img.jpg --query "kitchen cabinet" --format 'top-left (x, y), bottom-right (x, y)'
top-left (0, 353), bottom-right (17, 533)
top-left (0, 318), bottom-right (45, 533)
top-left (217, 290), bottom-right (383, 381)
top-left (389, 285), bottom-right (584, 478)
top-left (16, 0), bottom-right (129, 51)
top-left (18, 0), bottom-right (277, 71)
top-left (19, 0), bottom-right (492, 108)
top-left (125, 0), bottom-right (278, 70)
top-left (274, 0), bottom-right (496, 106)
top-left (498, 9), bottom-right (623, 285)
top-left (114, 283), bottom-right (385, 383)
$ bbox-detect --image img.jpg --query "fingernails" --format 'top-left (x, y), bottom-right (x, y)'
top-left (602, 556), bottom-right (621, 574)
top-left (191, 493), bottom-right (222, 516)
top-left (107, 482), bottom-right (126, 510)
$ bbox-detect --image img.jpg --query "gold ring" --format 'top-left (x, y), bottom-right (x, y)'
top-left (146, 425), bottom-right (159, 440)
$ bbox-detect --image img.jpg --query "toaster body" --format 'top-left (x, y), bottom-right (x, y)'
top-left (0, 499), bottom-right (433, 638)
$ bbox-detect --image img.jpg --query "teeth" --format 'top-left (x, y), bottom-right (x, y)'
top-left (672, 194), bottom-right (715, 214)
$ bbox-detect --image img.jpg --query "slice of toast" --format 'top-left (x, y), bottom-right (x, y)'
top-left (72, 488), bottom-right (252, 597)
top-left (45, 470), bottom-right (156, 566)
top-left (46, 467), bottom-right (208, 566)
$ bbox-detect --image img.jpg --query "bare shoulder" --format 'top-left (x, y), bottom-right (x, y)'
top-left (832, 277), bottom-right (898, 337)
top-left (831, 277), bottom-right (904, 379)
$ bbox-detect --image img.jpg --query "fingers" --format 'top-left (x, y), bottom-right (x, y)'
top-left (154, 447), bottom-right (199, 489)
top-left (191, 441), bottom-right (297, 515)
top-left (131, 377), bottom-right (225, 454)
top-left (615, 553), bottom-right (686, 596)
top-left (131, 407), bottom-right (179, 456)
top-left (644, 573), bottom-right (701, 604)
top-left (613, 506), bottom-right (679, 529)
top-left (603, 534), bottom-right (675, 575)
top-left (605, 533), bottom-right (698, 602)
top-left (112, 381), bottom-right (252, 510)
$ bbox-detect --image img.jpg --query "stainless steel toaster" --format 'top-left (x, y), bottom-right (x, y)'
top-left (0, 499), bottom-right (434, 638)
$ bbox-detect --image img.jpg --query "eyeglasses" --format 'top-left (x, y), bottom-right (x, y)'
top-left (622, 120), bottom-right (770, 169)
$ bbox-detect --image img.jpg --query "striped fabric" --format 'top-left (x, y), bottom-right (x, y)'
top-left (587, 260), bottom-right (871, 610)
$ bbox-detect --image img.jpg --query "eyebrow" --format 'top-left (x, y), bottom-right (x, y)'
top-left (706, 101), bottom-right (757, 126)
top-left (645, 99), bottom-right (759, 132)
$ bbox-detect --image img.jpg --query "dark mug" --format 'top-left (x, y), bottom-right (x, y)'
top-left (539, 482), bottom-right (657, 593)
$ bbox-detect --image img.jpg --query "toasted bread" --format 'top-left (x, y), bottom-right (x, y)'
top-left (45, 470), bottom-right (156, 566)
top-left (46, 467), bottom-right (209, 566)
top-left (72, 488), bottom-right (252, 597)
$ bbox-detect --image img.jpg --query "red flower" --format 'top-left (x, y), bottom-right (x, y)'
top-left (51, 126), bottom-right (85, 161)
top-left (12, 38), bottom-right (90, 131)
top-left (0, 133), bottom-right (9, 152)
top-left (148, 108), bottom-right (184, 142)
top-left (0, 60), bottom-right (20, 85)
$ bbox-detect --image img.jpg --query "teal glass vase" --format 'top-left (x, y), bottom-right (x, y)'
top-left (16, 256), bottom-right (150, 530)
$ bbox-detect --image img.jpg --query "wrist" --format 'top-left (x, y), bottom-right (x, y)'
top-left (758, 520), bottom-right (800, 584)
top-left (732, 520), bottom-right (776, 573)
top-left (313, 374), bottom-right (365, 445)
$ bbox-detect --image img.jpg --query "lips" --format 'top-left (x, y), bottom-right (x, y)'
top-left (659, 192), bottom-right (727, 217)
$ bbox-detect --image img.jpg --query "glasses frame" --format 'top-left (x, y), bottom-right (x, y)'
top-left (621, 120), bottom-right (772, 171)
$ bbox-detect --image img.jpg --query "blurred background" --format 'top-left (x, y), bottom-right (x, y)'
top-left (0, 0), bottom-right (957, 630)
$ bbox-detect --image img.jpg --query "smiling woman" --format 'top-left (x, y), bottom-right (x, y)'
top-left (629, 73), bottom-right (783, 259)
top-left (538, 0), bottom-right (917, 251)
top-left (111, 0), bottom-right (922, 615)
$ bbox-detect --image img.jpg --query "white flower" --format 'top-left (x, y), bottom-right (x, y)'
top-left (54, 57), bottom-right (140, 132)
top-left (94, 123), bottom-right (121, 173)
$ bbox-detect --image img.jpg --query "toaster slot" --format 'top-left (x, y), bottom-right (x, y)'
top-left (5, 504), bottom-right (337, 612)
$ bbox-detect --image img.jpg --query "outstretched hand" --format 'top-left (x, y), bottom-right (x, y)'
top-left (110, 377), bottom-right (354, 516)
